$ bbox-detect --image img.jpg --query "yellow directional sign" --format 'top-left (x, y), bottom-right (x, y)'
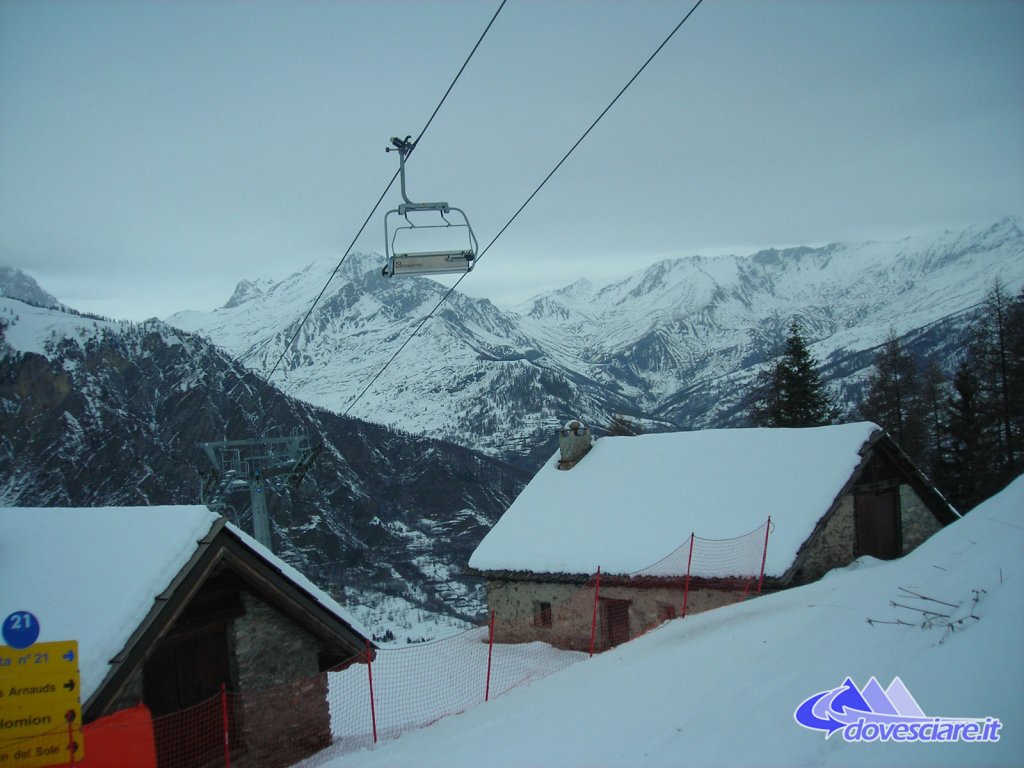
top-left (1, 671), bottom-right (80, 708)
top-left (0, 698), bottom-right (81, 737)
top-left (1, 640), bottom-right (83, 766)
top-left (0, 642), bottom-right (78, 676)
top-left (0, 730), bottom-right (82, 768)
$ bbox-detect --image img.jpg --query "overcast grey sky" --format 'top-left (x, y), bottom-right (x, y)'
top-left (1, 0), bottom-right (1022, 321)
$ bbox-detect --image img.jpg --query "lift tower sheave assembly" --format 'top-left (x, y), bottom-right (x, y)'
top-left (199, 432), bottom-right (322, 552)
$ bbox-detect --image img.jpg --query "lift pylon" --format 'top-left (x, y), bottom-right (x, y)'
top-left (199, 431), bottom-right (321, 551)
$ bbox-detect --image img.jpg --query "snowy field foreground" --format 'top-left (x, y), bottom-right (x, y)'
top-left (317, 476), bottom-right (1024, 768)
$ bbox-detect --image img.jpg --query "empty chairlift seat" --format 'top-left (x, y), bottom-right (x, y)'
top-left (381, 135), bottom-right (479, 278)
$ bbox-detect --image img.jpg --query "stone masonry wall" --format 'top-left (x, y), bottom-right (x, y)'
top-left (794, 494), bottom-right (856, 584)
top-left (793, 484), bottom-right (943, 584)
top-left (230, 591), bottom-right (331, 767)
top-left (232, 591), bottom-right (321, 689)
top-left (900, 484), bottom-right (943, 553)
top-left (487, 578), bottom-right (739, 651)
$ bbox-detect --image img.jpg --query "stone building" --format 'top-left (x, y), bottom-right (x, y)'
top-left (468, 422), bottom-right (958, 652)
top-left (0, 505), bottom-right (370, 767)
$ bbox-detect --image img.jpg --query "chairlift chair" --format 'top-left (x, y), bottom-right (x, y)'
top-left (382, 136), bottom-right (478, 278)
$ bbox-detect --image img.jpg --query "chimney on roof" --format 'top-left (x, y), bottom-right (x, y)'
top-left (557, 420), bottom-right (592, 470)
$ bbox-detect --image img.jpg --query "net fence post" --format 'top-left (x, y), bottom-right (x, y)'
top-left (681, 533), bottom-right (694, 617)
top-left (485, 609), bottom-right (495, 702)
top-left (65, 709), bottom-right (77, 768)
top-left (220, 683), bottom-right (231, 768)
top-left (366, 640), bottom-right (378, 744)
top-left (757, 516), bottom-right (771, 595)
top-left (589, 566), bottom-right (601, 658)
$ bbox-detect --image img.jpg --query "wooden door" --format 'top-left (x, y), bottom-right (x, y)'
top-left (601, 599), bottom-right (631, 649)
top-left (854, 487), bottom-right (901, 560)
top-left (143, 626), bottom-right (232, 767)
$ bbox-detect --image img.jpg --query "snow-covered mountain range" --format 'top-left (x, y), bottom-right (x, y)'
top-left (168, 217), bottom-right (1024, 466)
top-left (0, 294), bottom-right (529, 638)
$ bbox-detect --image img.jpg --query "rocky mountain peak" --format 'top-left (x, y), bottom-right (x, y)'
top-left (0, 266), bottom-right (63, 310)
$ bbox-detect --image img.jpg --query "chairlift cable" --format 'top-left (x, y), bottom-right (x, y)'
top-left (343, 0), bottom-right (706, 416)
top-left (263, 0), bottom-right (508, 384)
top-left (263, 167), bottom-right (399, 383)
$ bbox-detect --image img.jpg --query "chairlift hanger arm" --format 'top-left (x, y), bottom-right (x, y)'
top-left (385, 135), bottom-right (448, 212)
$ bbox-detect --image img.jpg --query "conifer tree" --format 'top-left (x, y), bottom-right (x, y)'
top-left (921, 357), bottom-right (950, 481)
top-left (752, 320), bottom-right (837, 427)
top-left (969, 280), bottom-right (1023, 483)
top-left (857, 331), bottom-right (927, 463)
top-left (945, 360), bottom-right (986, 510)
top-left (606, 413), bottom-right (641, 436)
top-left (1007, 287), bottom-right (1024, 465)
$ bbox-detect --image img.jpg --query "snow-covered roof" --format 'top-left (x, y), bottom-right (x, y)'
top-left (0, 505), bottom-right (368, 703)
top-left (469, 423), bottom-right (881, 578)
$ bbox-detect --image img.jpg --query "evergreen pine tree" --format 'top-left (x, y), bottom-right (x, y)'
top-left (857, 331), bottom-right (928, 464)
top-left (945, 360), bottom-right (986, 510)
top-left (606, 414), bottom-right (641, 436)
top-left (1007, 288), bottom-right (1024, 468)
top-left (975, 281), bottom-right (1013, 467)
top-left (969, 280), bottom-right (1023, 485)
top-left (921, 357), bottom-right (950, 482)
top-left (752, 320), bottom-right (838, 427)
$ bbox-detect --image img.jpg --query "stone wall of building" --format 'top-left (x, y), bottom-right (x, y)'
top-left (790, 483), bottom-right (944, 585)
top-left (232, 591), bottom-right (322, 688)
top-left (230, 591), bottom-right (331, 767)
top-left (900, 484), bottom-right (944, 553)
top-left (790, 494), bottom-right (856, 584)
top-left (232, 674), bottom-right (331, 768)
top-left (486, 577), bottom-right (740, 651)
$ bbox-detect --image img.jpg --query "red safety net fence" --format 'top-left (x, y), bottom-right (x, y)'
top-left (54, 519), bottom-right (770, 768)
top-left (636, 517), bottom-right (775, 622)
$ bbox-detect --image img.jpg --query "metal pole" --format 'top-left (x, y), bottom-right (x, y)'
top-left (757, 516), bottom-right (771, 595)
top-left (681, 533), bottom-right (694, 617)
top-left (366, 641), bottom-right (378, 744)
top-left (589, 566), bottom-right (601, 658)
top-left (485, 609), bottom-right (495, 702)
top-left (65, 710), bottom-right (77, 768)
top-left (221, 683), bottom-right (232, 768)
top-left (250, 469), bottom-right (271, 550)
top-left (395, 144), bottom-right (411, 205)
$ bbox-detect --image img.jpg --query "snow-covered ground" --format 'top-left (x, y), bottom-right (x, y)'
top-left (312, 475), bottom-right (1023, 768)
top-left (295, 628), bottom-right (586, 764)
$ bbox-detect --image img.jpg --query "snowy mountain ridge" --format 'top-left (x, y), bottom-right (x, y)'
top-left (0, 297), bottom-right (530, 639)
top-left (167, 218), bottom-right (1024, 465)
top-left (0, 265), bottom-right (65, 311)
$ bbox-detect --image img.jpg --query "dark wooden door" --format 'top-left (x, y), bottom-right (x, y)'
top-left (601, 599), bottom-right (631, 648)
top-left (143, 627), bottom-right (232, 767)
top-left (144, 627), bottom-right (231, 715)
top-left (854, 487), bottom-right (901, 560)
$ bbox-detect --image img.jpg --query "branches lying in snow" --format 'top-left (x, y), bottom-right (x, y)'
top-left (896, 586), bottom-right (959, 608)
top-left (866, 586), bottom-right (989, 644)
